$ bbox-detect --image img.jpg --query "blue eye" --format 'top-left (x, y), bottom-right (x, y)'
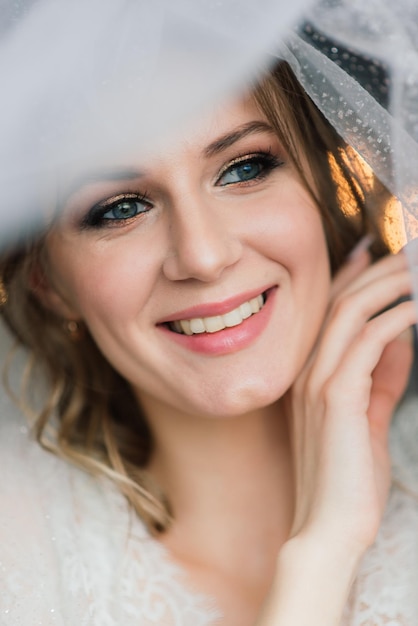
top-left (102, 199), bottom-right (147, 220)
top-left (217, 153), bottom-right (282, 187)
top-left (220, 161), bottom-right (263, 184)
top-left (82, 194), bottom-right (151, 228)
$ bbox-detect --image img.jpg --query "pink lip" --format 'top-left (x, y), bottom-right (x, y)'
top-left (158, 285), bottom-right (275, 323)
top-left (158, 287), bottom-right (277, 356)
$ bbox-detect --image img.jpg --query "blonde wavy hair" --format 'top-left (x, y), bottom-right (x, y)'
top-left (0, 62), bottom-right (390, 534)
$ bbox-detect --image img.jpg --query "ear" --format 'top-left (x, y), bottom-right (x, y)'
top-left (29, 261), bottom-right (81, 321)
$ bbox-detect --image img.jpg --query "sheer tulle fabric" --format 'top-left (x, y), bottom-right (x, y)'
top-left (2, 0), bottom-right (418, 240)
top-left (2, 0), bottom-right (418, 305)
top-left (0, 0), bottom-right (309, 240)
top-left (285, 0), bottom-right (418, 295)
top-left (2, 0), bottom-right (418, 288)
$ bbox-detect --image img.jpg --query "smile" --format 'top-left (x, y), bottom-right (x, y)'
top-left (168, 294), bottom-right (265, 335)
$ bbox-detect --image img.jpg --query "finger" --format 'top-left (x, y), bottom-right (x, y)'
top-left (368, 328), bottom-right (414, 438)
top-left (329, 238), bottom-right (372, 301)
top-left (337, 251), bottom-right (408, 300)
top-left (306, 269), bottom-right (412, 387)
top-left (325, 300), bottom-right (416, 418)
top-left (321, 303), bottom-right (416, 518)
top-left (330, 250), bottom-right (407, 304)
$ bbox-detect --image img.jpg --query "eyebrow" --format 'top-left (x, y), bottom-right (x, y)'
top-left (60, 168), bottom-right (143, 206)
top-left (203, 121), bottom-right (275, 157)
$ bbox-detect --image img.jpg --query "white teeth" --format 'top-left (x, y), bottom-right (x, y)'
top-left (239, 301), bottom-right (252, 319)
top-left (180, 320), bottom-right (193, 335)
top-left (249, 295), bottom-right (263, 313)
top-left (189, 318), bottom-right (206, 334)
top-left (204, 316), bottom-right (225, 333)
top-left (223, 308), bottom-right (244, 327)
top-left (170, 293), bottom-right (266, 335)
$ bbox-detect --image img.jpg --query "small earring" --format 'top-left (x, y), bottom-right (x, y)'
top-left (0, 278), bottom-right (8, 307)
top-left (64, 319), bottom-right (84, 341)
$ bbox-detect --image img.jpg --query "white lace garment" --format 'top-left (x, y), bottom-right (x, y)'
top-left (1, 324), bottom-right (418, 625)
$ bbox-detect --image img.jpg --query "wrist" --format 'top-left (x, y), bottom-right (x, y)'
top-left (279, 532), bottom-right (363, 583)
top-left (256, 535), bottom-right (363, 626)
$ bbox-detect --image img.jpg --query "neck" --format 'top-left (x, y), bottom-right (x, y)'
top-left (140, 394), bottom-right (294, 583)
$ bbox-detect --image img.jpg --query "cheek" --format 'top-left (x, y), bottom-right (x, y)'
top-left (46, 236), bottom-right (161, 324)
top-left (247, 190), bottom-right (331, 349)
top-left (242, 186), bottom-right (330, 278)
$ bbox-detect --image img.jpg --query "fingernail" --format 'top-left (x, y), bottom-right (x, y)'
top-left (347, 234), bottom-right (375, 261)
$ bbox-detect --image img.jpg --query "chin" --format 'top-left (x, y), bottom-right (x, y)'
top-left (188, 374), bottom-right (292, 419)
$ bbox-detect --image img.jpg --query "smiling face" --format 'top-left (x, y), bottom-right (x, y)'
top-left (42, 96), bottom-right (331, 420)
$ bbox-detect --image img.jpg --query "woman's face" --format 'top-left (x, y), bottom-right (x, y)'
top-left (44, 96), bottom-right (331, 418)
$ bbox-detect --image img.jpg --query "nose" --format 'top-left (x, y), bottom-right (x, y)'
top-left (162, 195), bottom-right (242, 282)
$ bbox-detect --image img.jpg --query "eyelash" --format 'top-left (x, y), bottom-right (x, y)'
top-left (216, 150), bottom-right (283, 186)
top-left (80, 192), bottom-right (151, 229)
top-left (80, 150), bottom-right (283, 230)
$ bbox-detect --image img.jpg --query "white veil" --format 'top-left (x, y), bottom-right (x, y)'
top-left (298, 0), bottom-right (418, 294)
top-left (0, 0), bottom-right (309, 242)
top-left (1, 0), bottom-right (418, 269)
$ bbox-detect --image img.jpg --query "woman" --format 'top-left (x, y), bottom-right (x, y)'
top-left (0, 59), bottom-right (416, 625)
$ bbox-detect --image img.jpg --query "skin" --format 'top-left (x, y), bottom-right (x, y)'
top-left (37, 96), bottom-right (416, 625)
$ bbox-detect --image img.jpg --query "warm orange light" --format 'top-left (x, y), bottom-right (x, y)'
top-left (383, 198), bottom-right (407, 252)
top-left (329, 149), bottom-right (407, 252)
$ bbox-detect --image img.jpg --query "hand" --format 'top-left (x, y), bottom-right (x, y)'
top-left (285, 245), bottom-right (415, 554)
